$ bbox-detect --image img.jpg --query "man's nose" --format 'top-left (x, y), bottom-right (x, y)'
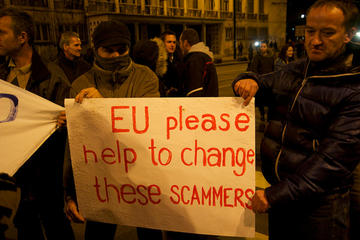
top-left (111, 51), bottom-right (120, 57)
top-left (312, 32), bottom-right (322, 45)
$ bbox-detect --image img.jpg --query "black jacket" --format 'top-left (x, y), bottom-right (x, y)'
top-left (183, 44), bottom-right (218, 97)
top-left (159, 50), bottom-right (184, 97)
top-left (55, 51), bottom-right (91, 84)
top-left (233, 46), bottom-right (360, 207)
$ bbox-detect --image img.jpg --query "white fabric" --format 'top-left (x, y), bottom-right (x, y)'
top-left (0, 79), bottom-right (64, 176)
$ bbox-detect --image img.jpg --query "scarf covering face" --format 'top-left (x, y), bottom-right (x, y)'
top-left (95, 51), bottom-right (131, 72)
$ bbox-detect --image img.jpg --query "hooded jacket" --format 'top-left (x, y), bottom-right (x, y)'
top-left (233, 44), bottom-right (360, 207)
top-left (183, 42), bottom-right (219, 97)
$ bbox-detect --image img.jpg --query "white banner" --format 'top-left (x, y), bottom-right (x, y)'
top-left (66, 97), bottom-right (255, 237)
top-left (0, 79), bottom-right (63, 176)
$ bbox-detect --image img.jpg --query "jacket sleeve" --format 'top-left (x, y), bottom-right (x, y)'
top-left (265, 92), bottom-right (360, 206)
top-left (232, 69), bottom-right (283, 97)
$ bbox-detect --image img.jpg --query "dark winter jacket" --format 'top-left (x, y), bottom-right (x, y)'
top-left (159, 47), bottom-right (184, 97)
top-left (249, 50), bottom-right (275, 74)
top-left (54, 51), bottom-right (91, 84)
top-left (233, 45), bottom-right (360, 208)
top-left (183, 42), bottom-right (219, 97)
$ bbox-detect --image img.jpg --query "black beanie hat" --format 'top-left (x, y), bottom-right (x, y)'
top-left (92, 21), bottom-right (131, 49)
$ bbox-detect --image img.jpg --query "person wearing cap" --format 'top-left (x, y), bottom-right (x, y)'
top-left (63, 21), bottom-right (160, 239)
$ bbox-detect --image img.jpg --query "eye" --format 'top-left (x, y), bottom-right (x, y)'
top-left (322, 31), bottom-right (335, 37)
top-left (104, 48), bottom-right (115, 53)
top-left (305, 29), bottom-right (315, 35)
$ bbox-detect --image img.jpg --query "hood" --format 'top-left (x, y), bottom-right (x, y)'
top-left (150, 37), bottom-right (168, 77)
top-left (188, 42), bottom-right (214, 61)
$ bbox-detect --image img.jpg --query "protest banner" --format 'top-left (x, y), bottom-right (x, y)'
top-left (65, 97), bottom-right (255, 237)
top-left (0, 80), bottom-right (63, 175)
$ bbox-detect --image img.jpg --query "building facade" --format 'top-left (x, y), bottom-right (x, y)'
top-left (0, 0), bottom-right (287, 60)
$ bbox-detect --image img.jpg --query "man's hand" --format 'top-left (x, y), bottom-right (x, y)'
top-left (56, 111), bottom-right (66, 128)
top-left (234, 79), bottom-right (259, 106)
top-left (65, 199), bottom-right (85, 223)
top-left (252, 190), bottom-right (270, 213)
top-left (75, 87), bottom-right (103, 103)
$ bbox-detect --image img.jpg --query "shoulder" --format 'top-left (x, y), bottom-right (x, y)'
top-left (71, 67), bottom-right (96, 93)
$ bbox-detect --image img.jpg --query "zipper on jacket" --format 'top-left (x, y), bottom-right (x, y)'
top-left (273, 61), bottom-right (310, 181)
top-left (312, 139), bottom-right (319, 151)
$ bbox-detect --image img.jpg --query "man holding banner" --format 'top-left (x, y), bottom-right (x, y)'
top-left (63, 20), bottom-right (160, 239)
top-left (0, 7), bottom-right (73, 240)
top-left (233, 1), bottom-right (360, 239)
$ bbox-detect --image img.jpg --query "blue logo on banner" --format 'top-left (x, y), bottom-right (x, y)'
top-left (0, 93), bottom-right (19, 123)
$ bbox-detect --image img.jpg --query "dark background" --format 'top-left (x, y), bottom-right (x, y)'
top-left (286, 0), bottom-right (360, 41)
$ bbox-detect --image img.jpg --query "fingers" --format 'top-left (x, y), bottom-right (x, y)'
top-left (56, 111), bottom-right (66, 128)
top-left (251, 190), bottom-right (269, 214)
top-left (65, 200), bottom-right (85, 223)
top-left (75, 88), bottom-right (103, 103)
top-left (234, 79), bottom-right (259, 106)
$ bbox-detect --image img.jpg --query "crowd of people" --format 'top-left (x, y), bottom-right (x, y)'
top-left (1, 0), bottom-right (360, 240)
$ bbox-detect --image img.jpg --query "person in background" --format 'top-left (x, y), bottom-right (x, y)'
top-left (233, 1), bottom-right (360, 239)
top-left (179, 28), bottom-right (218, 97)
top-left (159, 30), bottom-right (184, 97)
top-left (274, 44), bottom-right (295, 71)
top-left (248, 41), bottom-right (274, 121)
top-left (55, 31), bottom-right (91, 84)
top-left (238, 41), bottom-right (243, 59)
top-left (0, 7), bottom-right (73, 240)
top-left (64, 20), bottom-right (160, 240)
top-left (248, 42), bottom-right (254, 66)
top-left (133, 37), bottom-right (168, 79)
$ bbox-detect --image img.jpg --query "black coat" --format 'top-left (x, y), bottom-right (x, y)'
top-left (159, 51), bottom-right (184, 97)
top-left (55, 51), bottom-right (91, 84)
top-left (183, 51), bottom-right (218, 97)
top-left (233, 47), bottom-right (360, 207)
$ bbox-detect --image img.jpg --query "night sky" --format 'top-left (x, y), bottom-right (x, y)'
top-left (286, 0), bottom-right (360, 41)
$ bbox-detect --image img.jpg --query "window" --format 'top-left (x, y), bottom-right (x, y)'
top-left (170, 0), bottom-right (183, 7)
top-left (247, 0), bottom-right (254, 13)
top-left (187, 0), bottom-right (198, 8)
top-left (236, 27), bottom-right (245, 40)
top-left (259, 27), bottom-right (268, 39)
top-left (225, 27), bottom-right (233, 41)
top-left (221, 0), bottom-right (229, 11)
top-left (247, 27), bottom-right (257, 40)
top-left (205, 0), bottom-right (215, 10)
top-left (235, 0), bottom-right (242, 12)
top-left (35, 23), bottom-right (50, 42)
top-left (259, 0), bottom-right (264, 14)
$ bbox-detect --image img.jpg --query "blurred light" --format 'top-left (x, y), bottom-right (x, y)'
top-left (301, 14), bottom-right (305, 19)
top-left (356, 31), bottom-right (360, 37)
top-left (254, 41), bottom-right (260, 47)
top-left (292, 28), bottom-right (295, 31)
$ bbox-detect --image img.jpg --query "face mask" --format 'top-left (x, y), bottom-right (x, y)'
top-left (95, 52), bottom-right (131, 71)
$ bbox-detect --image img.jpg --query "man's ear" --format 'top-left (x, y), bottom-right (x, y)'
top-left (17, 31), bottom-right (28, 44)
top-left (345, 27), bottom-right (356, 43)
top-left (184, 40), bottom-right (190, 49)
